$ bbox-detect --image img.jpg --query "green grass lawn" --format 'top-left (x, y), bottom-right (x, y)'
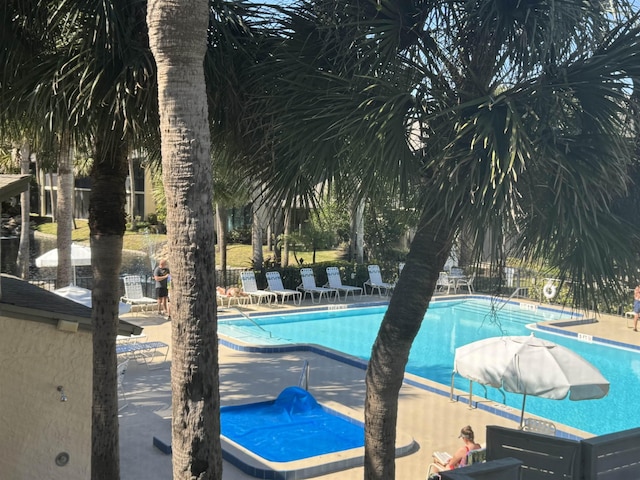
top-left (36, 220), bottom-right (341, 268)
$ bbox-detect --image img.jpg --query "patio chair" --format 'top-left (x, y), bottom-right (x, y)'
top-left (240, 271), bottom-right (277, 305)
top-left (427, 447), bottom-right (486, 479)
top-left (364, 264), bottom-right (395, 297)
top-left (297, 268), bottom-right (338, 304)
top-left (435, 271), bottom-right (456, 294)
top-left (522, 418), bottom-right (556, 436)
top-left (121, 275), bottom-right (157, 311)
top-left (265, 271), bottom-right (302, 305)
top-left (456, 273), bottom-right (475, 293)
top-left (325, 267), bottom-right (363, 301)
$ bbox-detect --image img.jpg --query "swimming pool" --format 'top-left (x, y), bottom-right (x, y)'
top-left (218, 298), bottom-right (640, 436)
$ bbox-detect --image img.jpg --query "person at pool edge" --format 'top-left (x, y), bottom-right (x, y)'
top-left (634, 283), bottom-right (640, 332)
top-left (154, 258), bottom-right (171, 318)
top-left (430, 425), bottom-right (482, 475)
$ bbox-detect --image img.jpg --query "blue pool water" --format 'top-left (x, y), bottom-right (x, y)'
top-left (218, 298), bottom-right (640, 436)
top-left (221, 386), bottom-right (364, 462)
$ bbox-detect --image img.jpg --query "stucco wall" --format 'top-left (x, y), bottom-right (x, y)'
top-left (0, 316), bottom-right (92, 479)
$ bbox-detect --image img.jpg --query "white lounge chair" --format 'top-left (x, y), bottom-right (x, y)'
top-left (364, 265), bottom-right (395, 297)
top-left (216, 288), bottom-right (250, 308)
top-left (522, 418), bottom-right (556, 436)
top-left (240, 271), bottom-right (277, 305)
top-left (121, 275), bottom-right (157, 311)
top-left (265, 271), bottom-right (302, 305)
top-left (297, 268), bottom-right (338, 304)
top-left (116, 340), bottom-right (169, 369)
top-left (325, 267), bottom-right (363, 301)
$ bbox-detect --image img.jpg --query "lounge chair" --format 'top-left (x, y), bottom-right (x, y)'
top-left (297, 268), bottom-right (338, 304)
top-left (240, 271), bottom-right (277, 305)
top-left (116, 340), bottom-right (169, 369)
top-left (325, 267), bottom-right (363, 301)
top-left (364, 265), bottom-right (395, 297)
top-left (435, 271), bottom-right (456, 294)
top-left (522, 418), bottom-right (556, 436)
top-left (121, 275), bottom-right (157, 311)
top-left (427, 447), bottom-right (486, 478)
top-left (216, 287), bottom-right (250, 308)
top-left (265, 271), bottom-right (302, 305)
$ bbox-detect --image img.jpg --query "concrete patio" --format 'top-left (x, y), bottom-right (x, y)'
top-left (118, 297), bottom-right (638, 480)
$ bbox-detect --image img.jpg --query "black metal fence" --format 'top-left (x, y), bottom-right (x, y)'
top-left (29, 264), bottom-right (636, 317)
top-left (31, 268), bottom-right (245, 299)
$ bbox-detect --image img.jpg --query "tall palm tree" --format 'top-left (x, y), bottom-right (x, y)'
top-left (257, 1), bottom-right (640, 478)
top-left (147, 1), bottom-right (220, 479)
top-left (16, 140), bottom-right (31, 279)
top-left (2, 1), bottom-right (158, 477)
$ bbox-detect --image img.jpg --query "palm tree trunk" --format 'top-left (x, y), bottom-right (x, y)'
top-left (16, 141), bottom-right (31, 279)
top-left (48, 171), bottom-right (55, 221)
top-left (351, 197), bottom-right (365, 263)
top-left (252, 206), bottom-right (264, 270)
top-left (128, 153), bottom-right (137, 230)
top-left (282, 207), bottom-right (290, 267)
top-left (89, 132), bottom-right (128, 480)
top-left (56, 130), bottom-right (74, 287)
top-left (36, 157), bottom-right (46, 217)
top-left (364, 212), bottom-right (455, 480)
top-left (216, 203), bottom-right (228, 285)
top-left (148, 1), bottom-right (221, 478)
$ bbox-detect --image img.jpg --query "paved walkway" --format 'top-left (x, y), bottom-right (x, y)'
top-left (118, 296), bottom-right (638, 480)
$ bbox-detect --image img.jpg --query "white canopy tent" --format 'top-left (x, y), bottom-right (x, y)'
top-left (35, 243), bottom-right (92, 285)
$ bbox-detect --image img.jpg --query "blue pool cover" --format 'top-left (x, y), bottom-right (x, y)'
top-left (220, 386), bottom-right (365, 462)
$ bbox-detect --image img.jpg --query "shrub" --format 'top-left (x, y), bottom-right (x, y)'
top-left (227, 226), bottom-right (251, 244)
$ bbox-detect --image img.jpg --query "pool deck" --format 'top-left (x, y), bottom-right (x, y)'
top-left (118, 294), bottom-right (639, 480)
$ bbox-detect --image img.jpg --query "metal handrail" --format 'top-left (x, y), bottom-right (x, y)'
top-left (223, 306), bottom-right (271, 337)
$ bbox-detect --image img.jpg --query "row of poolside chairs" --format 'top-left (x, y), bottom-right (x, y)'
top-left (236, 267), bottom-right (369, 307)
top-left (235, 264), bottom-right (405, 307)
top-left (125, 263), bottom-right (472, 312)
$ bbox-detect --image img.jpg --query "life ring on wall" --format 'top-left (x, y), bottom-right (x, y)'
top-left (543, 282), bottom-right (557, 299)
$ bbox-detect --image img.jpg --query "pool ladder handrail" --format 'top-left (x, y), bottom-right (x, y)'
top-left (298, 360), bottom-right (310, 390)
top-left (224, 306), bottom-right (272, 338)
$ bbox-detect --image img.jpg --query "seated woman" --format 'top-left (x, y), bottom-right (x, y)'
top-left (429, 425), bottom-right (482, 476)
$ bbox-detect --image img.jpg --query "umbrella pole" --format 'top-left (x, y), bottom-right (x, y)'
top-left (519, 394), bottom-right (527, 429)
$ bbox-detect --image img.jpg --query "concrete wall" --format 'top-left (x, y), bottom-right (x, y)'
top-left (0, 316), bottom-right (92, 479)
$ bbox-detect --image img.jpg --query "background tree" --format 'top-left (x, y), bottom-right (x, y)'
top-left (56, 131), bottom-right (74, 287)
top-left (2, 1), bottom-right (159, 477)
top-left (255, 2), bottom-right (640, 478)
top-left (16, 141), bottom-right (31, 279)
